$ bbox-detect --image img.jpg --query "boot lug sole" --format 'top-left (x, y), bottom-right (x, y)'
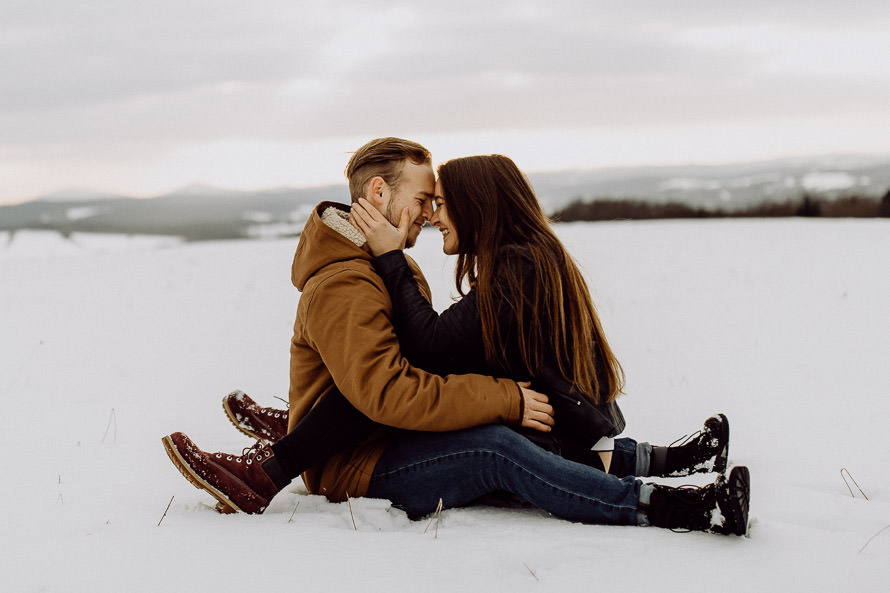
top-left (717, 466), bottom-right (750, 536)
top-left (222, 397), bottom-right (271, 443)
top-left (712, 413), bottom-right (729, 474)
top-left (162, 435), bottom-right (244, 514)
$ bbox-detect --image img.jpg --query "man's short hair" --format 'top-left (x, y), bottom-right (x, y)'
top-left (344, 137), bottom-right (431, 203)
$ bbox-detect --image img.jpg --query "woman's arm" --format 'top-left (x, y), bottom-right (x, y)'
top-left (373, 250), bottom-right (484, 368)
top-left (349, 197), bottom-right (489, 369)
top-left (375, 251), bottom-right (558, 439)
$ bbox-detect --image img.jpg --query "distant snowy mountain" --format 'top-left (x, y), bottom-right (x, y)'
top-left (0, 184), bottom-right (343, 241)
top-left (158, 184), bottom-right (251, 199)
top-left (528, 154), bottom-right (890, 212)
top-left (3, 155), bottom-right (889, 239)
top-left (36, 188), bottom-right (123, 203)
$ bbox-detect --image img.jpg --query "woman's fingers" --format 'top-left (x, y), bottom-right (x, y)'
top-left (358, 198), bottom-right (390, 225)
top-left (397, 206), bottom-right (413, 237)
top-left (350, 201), bottom-right (373, 231)
top-left (352, 200), bottom-right (379, 228)
top-left (351, 197), bottom-right (408, 255)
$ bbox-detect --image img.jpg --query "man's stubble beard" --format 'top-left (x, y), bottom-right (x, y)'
top-left (385, 200), bottom-right (419, 249)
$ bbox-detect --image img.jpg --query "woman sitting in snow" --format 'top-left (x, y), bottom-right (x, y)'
top-left (164, 149), bottom-right (749, 535)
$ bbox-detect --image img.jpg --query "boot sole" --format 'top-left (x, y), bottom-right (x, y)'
top-left (712, 413), bottom-right (729, 474)
top-left (717, 466), bottom-right (750, 536)
top-left (161, 435), bottom-right (244, 514)
top-left (222, 397), bottom-right (270, 443)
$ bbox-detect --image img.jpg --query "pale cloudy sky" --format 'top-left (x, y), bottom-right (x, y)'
top-left (2, 0), bottom-right (890, 204)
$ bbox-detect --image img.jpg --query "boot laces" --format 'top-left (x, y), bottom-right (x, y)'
top-left (212, 441), bottom-right (268, 464)
top-left (668, 429), bottom-right (702, 449)
top-left (658, 482), bottom-right (715, 533)
top-left (241, 441), bottom-right (269, 463)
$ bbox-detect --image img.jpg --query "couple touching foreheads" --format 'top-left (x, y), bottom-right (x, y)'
top-left (163, 137), bottom-right (750, 535)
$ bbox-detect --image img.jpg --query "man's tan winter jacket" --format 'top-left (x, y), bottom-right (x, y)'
top-left (288, 202), bottom-right (522, 501)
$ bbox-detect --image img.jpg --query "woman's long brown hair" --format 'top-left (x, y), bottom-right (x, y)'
top-left (437, 155), bottom-right (624, 403)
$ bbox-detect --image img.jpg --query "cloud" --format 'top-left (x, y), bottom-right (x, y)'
top-left (1, 0), bottom-right (334, 111)
top-left (2, 0), bottom-right (890, 200)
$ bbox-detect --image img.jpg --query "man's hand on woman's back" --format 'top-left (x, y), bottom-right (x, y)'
top-left (518, 382), bottom-right (554, 432)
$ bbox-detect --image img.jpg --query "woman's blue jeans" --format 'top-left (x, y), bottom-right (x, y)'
top-left (366, 425), bottom-right (653, 525)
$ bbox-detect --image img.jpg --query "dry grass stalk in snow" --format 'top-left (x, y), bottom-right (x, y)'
top-left (288, 501), bottom-right (300, 523)
top-left (157, 496), bottom-right (174, 527)
top-left (840, 468), bottom-right (869, 500)
top-left (346, 493), bottom-right (357, 531)
top-left (424, 498), bottom-right (444, 538)
top-left (859, 525), bottom-right (890, 554)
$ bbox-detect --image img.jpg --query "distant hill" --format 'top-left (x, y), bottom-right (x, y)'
top-left (529, 154), bottom-right (890, 213)
top-left (0, 185), bottom-right (344, 241)
top-left (3, 155), bottom-right (889, 241)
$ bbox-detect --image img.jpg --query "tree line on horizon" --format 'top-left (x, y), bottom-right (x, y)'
top-left (551, 190), bottom-right (890, 222)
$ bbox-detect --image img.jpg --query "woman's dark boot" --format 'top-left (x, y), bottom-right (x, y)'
top-left (649, 414), bottom-right (729, 476)
top-left (642, 466), bottom-right (750, 535)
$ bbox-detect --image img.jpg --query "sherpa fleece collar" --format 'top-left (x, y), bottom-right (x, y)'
top-left (321, 206), bottom-right (366, 248)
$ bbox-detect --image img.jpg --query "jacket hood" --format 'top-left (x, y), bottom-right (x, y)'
top-left (291, 201), bottom-right (372, 290)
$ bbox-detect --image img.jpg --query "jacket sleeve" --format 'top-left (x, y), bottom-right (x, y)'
top-left (373, 250), bottom-right (484, 366)
top-left (301, 266), bottom-right (522, 431)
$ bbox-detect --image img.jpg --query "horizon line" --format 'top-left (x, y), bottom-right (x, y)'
top-left (4, 150), bottom-right (890, 207)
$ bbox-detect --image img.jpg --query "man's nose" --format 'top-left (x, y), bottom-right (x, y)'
top-left (422, 200), bottom-right (434, 220)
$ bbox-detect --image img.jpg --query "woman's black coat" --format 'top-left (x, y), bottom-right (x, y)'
top-left (373, 246), bottom-right (625, 465)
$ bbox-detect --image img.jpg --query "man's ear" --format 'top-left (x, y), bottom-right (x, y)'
top-left (367, 176), bottom-right (387, 207)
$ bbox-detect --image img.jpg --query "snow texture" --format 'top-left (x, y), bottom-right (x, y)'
top-left (1, 219), bottom-right (889, 592)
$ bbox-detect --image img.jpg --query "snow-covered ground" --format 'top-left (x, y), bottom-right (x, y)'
top-left (2, 219), bottom-right (888, 592)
